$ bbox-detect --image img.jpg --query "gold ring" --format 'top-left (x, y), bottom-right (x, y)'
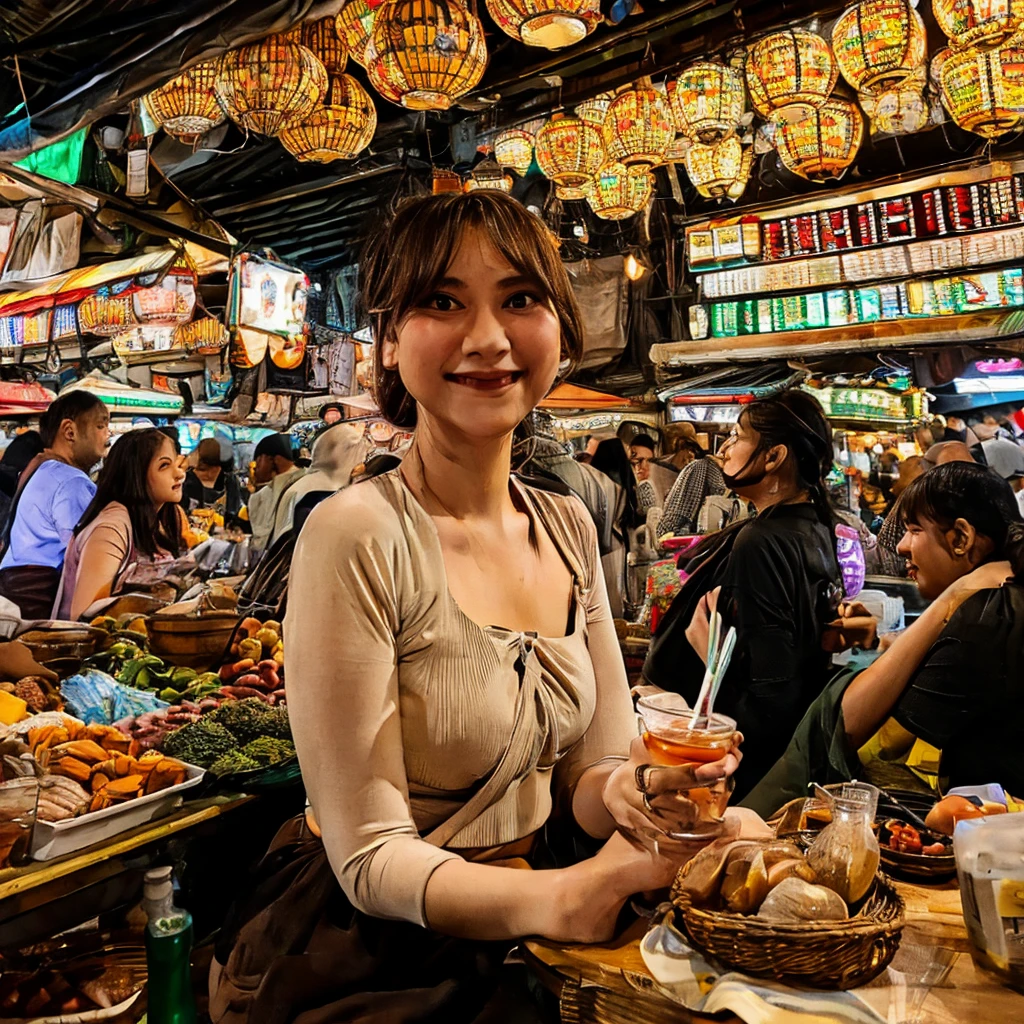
top-left (635, 763), bottom-right (652, 794)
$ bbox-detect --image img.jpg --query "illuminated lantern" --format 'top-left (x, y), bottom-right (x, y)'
top-left (364, 39), bottom-right (407, 104)
top-left (602, 78), bottom-right (674, 174)
top-left (669, 61), bottom-right (745, 144)
top-left (370, 0), bottom-right (488, 111)
top-left (336, 0), bottom-right (376, 67)
top-left (493, 128), bottom-right (535, 174)
top-left (776, 98), bottom-right (865, 181)
top-left (467, 158), bottom-right (514, 190)
top-left (535, 113), bottom-right (605, 187)
top-left (832, 1), bottom-right (927, 93)
top-left (485, 0), bottom-right (599, 48)
top-left (683, 137), bottom-right (753, 199)
top-left (216, 36), bottom-right (328, 135)
top-left (583, 161), bottom-right (654, 219)
top-left (933, 0), bottom-right (1024, 51)
top-left (936, 42), bottom-right (1024, 137)
top-left (745, 30), bottom-right (838, 123)
top-left (303, 16), bottom-right (349, 74)
top-left (575, 92), bottom-right (613, 126)
top-left (278, 74), bottom-right (377, 162)
top-left (144, 61), bottom-right (226, 142)
top-left (664, 135), bottom-right (691, 162)
top-left (555, 185), bottom-right (587, 200)
top-left (860, 84), bottom-right (929, 134)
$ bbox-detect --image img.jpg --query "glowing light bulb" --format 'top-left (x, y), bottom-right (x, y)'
top-left (624, 253), bottom-right (646, 280)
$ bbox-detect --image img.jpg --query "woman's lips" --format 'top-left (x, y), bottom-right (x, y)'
top-left (445, 371), bottom-right (523, 391)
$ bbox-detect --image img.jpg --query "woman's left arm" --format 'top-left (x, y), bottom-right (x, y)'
top-left (69, 519), bottom-right (131, 620)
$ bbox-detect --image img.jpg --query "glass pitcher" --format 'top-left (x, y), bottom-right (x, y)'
top-left (807, 782), bottom-right (880, 903)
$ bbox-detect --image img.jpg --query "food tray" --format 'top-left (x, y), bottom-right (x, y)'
top-left (30, 764), bottom-right (205, 861)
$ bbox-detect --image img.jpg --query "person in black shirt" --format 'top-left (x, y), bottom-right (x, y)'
top-left (743, 462), bottom-right (1024, 815)
top-left (643, 390), bottom-right (845, 800)
top-left (180, 438), bottom-right (241, 518)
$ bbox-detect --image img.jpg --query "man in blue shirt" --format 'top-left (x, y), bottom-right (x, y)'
top-left (0, 391), bottom-right (110, 619)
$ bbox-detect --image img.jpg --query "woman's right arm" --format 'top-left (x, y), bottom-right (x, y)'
top-left (69, 514), bottom-right (130, 620)
top-left (841, 560), bottom-right (1013, 748)
top-left (286, 491), bottom-right (680, 942)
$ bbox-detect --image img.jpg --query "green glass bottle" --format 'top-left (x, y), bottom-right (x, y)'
top-left (143, 866), bottom-right (197, 1024)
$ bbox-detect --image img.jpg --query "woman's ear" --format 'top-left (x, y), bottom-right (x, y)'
top-left (764, 443), bottom-right (789, 473)
top-left (951, 516), bottom-right (993, 564)
top-left (381, 335), bottom-right (399, 371)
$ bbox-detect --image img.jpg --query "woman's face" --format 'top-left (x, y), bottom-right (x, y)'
top-left (896, 517), bottom-right (965, 599)
top-left (719, 415), bottom-right (764, 487)
top-left (382, 228), bottom-right (562, 443)
top-left (147, 438), bottom-right (186, 506)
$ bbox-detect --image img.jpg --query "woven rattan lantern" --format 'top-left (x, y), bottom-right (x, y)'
top-left (303, 16), bottom-right (349, 74)
top-left (575, 92), bottom-right (613, 126)
top-left (364, 39), bottom-right (406, 104)
top-left (582, 161), bottom-right (653, 219)
top-left (370, 0), bottom-right (488, 111)
top-left (555, 185), bottom-right (587, 200)
top-left (832, 1), bottom-right (927, 93)
top-left (936, 42), bottom-right (1024, 137)
top-left (494, 128), bottom-right (535, 174)
top-left (336, 0), bottom-right (376, 67)
top-left (776, 98), bottom-right (864, 181)
top-left (216, 37), bottom-right (327, 135)
top-left (603, 79), bottom-right (674, 174)
top-left (860, 83), bottom-right (929, 134)
top-left (279, 74), bottom-right (377, 161)
top-left (933, 0), bottom-right (1024, 51)
top-left (684, 137), bottom-right (753, 198)
top-left (669, 62), bottom-right (746, 144)
top-left (144, 61), bottom-right (226, 142)
top-left (485, 0), bottom-right (595, 48)
top-left (746, 30), bottom-right (838, 123)
top-left (535, 113), bottom-right (605, 187)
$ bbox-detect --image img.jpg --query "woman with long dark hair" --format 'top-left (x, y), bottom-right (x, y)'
top-left (643, 389), bottom-right (844, 799)
top-left (55, 428), bottom-right (185, 620)
top-left (744, 461), bottom-right (1024, 812)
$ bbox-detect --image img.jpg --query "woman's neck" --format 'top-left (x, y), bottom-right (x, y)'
top-left (406, 416), bottom-right (515, 521)
top-left (739, 478), bottom-right (811, 514)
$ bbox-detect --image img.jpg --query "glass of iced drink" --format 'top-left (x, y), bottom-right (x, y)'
top-left (636, 692), bottom-right (737, 840)
top-left (0, 776), bottom-right (39, 868)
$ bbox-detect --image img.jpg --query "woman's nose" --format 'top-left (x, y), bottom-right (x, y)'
top-left (463, 304), bottom-right (511, 356)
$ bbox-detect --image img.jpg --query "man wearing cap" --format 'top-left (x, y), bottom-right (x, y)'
top-left (979, 436), bottom-right (1024, 516)
top-left (247, 433), bottom-right (304, 555)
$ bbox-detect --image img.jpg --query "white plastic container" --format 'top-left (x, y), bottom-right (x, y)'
top-left (953, 811), bottom-right (1024, 986)
top-left (30, 764), bottom-right (205, 861)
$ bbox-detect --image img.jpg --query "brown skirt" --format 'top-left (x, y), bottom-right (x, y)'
top-left (209, 815), bottom-right (552, 1024)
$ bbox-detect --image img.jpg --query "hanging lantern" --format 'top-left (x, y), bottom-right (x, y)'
top-left (602, 78), bottom-right (674, 174)
top-left (745, 30), bottom-right (838, 123)
top-left (494, 127), bottom-right (535, 174)
top-left (936, 42), bottom-right (1024, 138)
top-left (485, 0), bottom-right (597, 49)
top-left (933, 0), bottom-right (1024, 51)
top-left (832, 1), bottom-right (927, 93)
top-left (369, 0), bottom-right (488, 111)
top-left (860, 84), bottom-right (929, 134)
top-left (575, 92), bottom-right (613, 126)
top-left (303, 16), bottom-right (349, 74)
top-left (279, 74), bottom-right (378, 162)
top-left (216, 36), bottom-right (328, 135)
top-left (776, 98), bottom-right (865, 181)
top-left (364, 39), bottom-right (407, 104)
top-left (336, 0), bottom-right (377, 67)
top-left (669, 61), bottom-right (746, 144)
top-left (555, 184), bottom-right (587, 200)
top-left (683, 137), bottom-right (753, 199)
top-left (143, 61), bottom-right (226, 142)
top-left (664, 134), bottom-right (692, 162)
top-left (582, 161), bottom-right (654, 219)
top-left (535, 113), bottom-right (605, 187)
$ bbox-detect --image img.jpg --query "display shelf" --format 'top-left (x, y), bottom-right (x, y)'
top-left (650, 308), bottom-right (1024, 368)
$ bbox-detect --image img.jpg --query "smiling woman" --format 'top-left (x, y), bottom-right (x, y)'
top-left (209, 192), bottom-right (762, 1024)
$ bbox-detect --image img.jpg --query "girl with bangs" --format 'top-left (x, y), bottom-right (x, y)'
top-left (743, 461), bottom-right (1024, 817)
top-left (211, 192), bottom-right (765, 1023)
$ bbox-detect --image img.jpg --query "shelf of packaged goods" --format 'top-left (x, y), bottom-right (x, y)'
top-left (650, 308), bottom-right (1024, 368)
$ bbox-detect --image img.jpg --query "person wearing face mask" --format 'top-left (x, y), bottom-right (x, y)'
top-left (54, 429), bottom-right (186, 621)
top-left (642, 390), bottom-right (846, 800)
top-left (0, 392), bottom-right (110, 619)
top-left (743, 462), bottom-right (1023, 814)
top-left (209, 192), bottom-right (764, 1024)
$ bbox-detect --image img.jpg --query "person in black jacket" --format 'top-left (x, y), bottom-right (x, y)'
top-left (642, 390), bottom-right (845, 800)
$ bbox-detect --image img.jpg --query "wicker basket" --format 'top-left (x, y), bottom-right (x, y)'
top-left (146, 611), bottom-right (239, 670)
top-left (670, 860), bottom-right (905, 990)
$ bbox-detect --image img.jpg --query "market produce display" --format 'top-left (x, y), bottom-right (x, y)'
top-left (163, 700), bottom-right (293, 772)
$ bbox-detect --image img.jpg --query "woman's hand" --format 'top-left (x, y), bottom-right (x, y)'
top-left (601, 734), bottom-right (742, 845)
top-left (822, 600), bottom-right (878, 653)
top-left (948, 559), bottom-right (1012, 600)
top-left (685, 586), bottom-right (721, 667)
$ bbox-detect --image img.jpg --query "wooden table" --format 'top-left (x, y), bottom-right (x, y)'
top-left (523, 879), bottom-right (1024, 1024)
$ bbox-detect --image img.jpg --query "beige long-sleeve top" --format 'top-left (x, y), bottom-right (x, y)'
top-left (284, 469), bottom-right (635, 927)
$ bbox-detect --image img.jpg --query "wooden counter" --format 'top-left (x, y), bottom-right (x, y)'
top-left (523, 878), bottom-right (1024, 1023)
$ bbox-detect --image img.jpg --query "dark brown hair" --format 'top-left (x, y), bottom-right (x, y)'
top-left (360, 191), bottom-right (585, 428)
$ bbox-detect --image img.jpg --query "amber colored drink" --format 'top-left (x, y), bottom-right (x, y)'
top-left (642, 725), bottom-right (733, 766)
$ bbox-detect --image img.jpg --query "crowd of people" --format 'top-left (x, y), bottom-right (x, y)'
top-left (1, 191), bottom-right (1022, 1022)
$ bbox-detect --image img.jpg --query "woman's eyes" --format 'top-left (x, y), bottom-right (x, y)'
top-left (423, 293), bottom-right (461, 311)
top-left (505, 291), bottom-right (541, 310)
top-left (419, 291), bottom-right (542, 311)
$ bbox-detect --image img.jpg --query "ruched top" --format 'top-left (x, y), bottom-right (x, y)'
top-left (284, 469), bottom-right (635, 925)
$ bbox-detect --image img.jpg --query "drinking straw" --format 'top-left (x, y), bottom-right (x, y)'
top-left (703, 626), bottom-right (736, 719)
top-left (691, 610), bottom-right (722, 727)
